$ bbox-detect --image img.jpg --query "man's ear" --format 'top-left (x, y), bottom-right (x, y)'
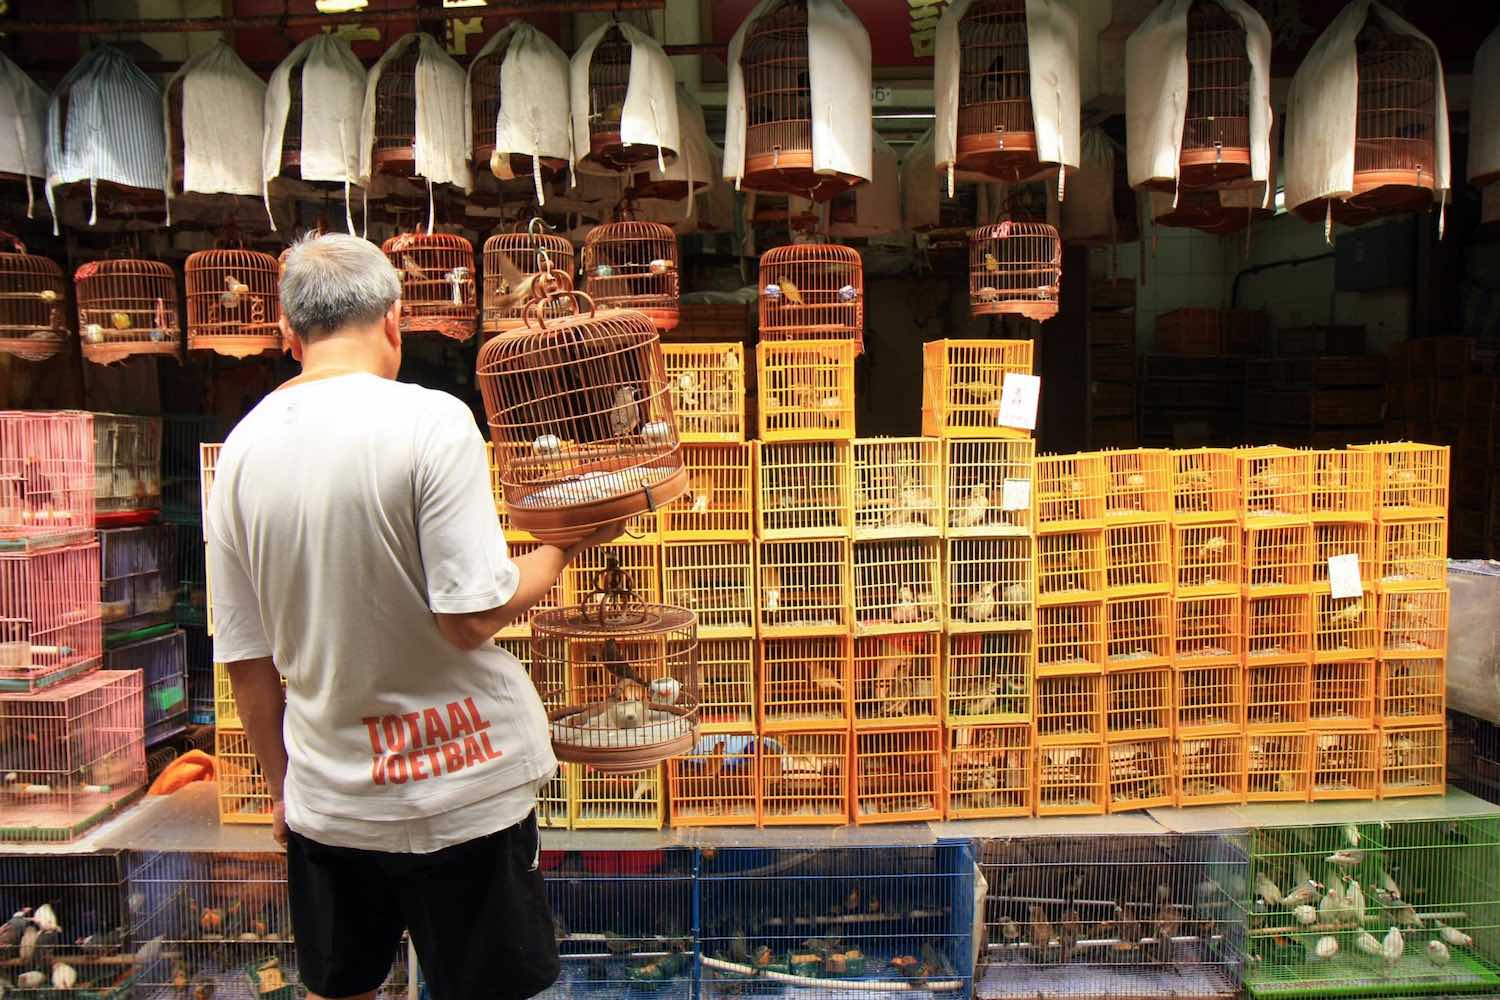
top-left (384, 301), bottom-right (402, 350)
top-left (282, 317), bottom-right (303, 361)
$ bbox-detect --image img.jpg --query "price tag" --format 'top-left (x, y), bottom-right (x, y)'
top-left (1327, 553), bottom-right (1363, 600)
top-left (1001, 478), bottom-right (1031, 511)
top-left (996, 373), bottom-right (1040, 430)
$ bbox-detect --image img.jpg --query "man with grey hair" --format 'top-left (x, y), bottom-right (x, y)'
top-left (207, 233), bottom-right (611, 1000)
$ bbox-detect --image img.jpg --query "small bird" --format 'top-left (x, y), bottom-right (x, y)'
top-left (191, 977), bottom-right (216, 1000)
top-left (0, 909), bottom-right (31, 948)
top-left (1343, 823), bottom-right (1361, 847)
top-left (18, 925), bottom-right (39, 963)
top-left (610, 699), bottom-right (644, 729)
top-left (444, 267), bottom-right (470, 305)
top-left (200, 907), bottom-right (223, 936)
top-left (1058, 906), bottom-right (1083, 963)
top-left (968, 582), bottom-right (998, 623)
top-left (955, 483), bottom-right (991, 528)
top-left (38, 289), bottom-right (58, 303)
top-left (608, 386), bottom-right (640, 437)
top-left (975, 286), bottom-right (1001, 302)
top-left (1318, 877), bottom-right (1345, 924)
top-left (1354, 930), bottom-right (1383, 957)
top-left (1312, 935), bottom-right (1339, 960)
top-left (1281, 882), bottom-right (1320, 908)
top-left (1345, 880), bottom-right (1368, 925)
top-left (1027, 905), bottom-right (1055, 955)
top-left (1292, 904), bottom-right (1317, 926)
top-left (1330, 598), bottom-right (1365, 626)
top-left (777, 279), bottom-right (804, 305)
top-left (1326, 849), bottom-right (1365, 868)
top-left (648, 259), bottom-right (674, 274)
top-left (1000, 916), bottom-right (1021, 950)
top-left (50, 960), bottom-right (76, 990)
top-left (16, 972), bottom-right (44, 989)
top-left (531, 434), bottom-right (562, 458)
top-left (761, 566), bottom-right (782, 614)
top-left (491, 252), bottom-right (543, 312)
top-left (400, 255), bottom-right (426, 281)
top-left (219, 275), bottom-right (249, 310)
top-left (959, 381), bottom-right (1000, 404)
top-left (83, 323), bottom-right (104, 343)
top-left (686, 474), bottom-right (713, 516)
top-left (984, 252), bottom-right (1000, 273)
top-left (110, 311), bottom-right (132, 330)
top-left (1196, 534), bottom-right (1228, 561)
top-left (1438, 923), bottom-right (1473, 948)
top-left (1254, 872), bottom-right (1283, 906)
top-left (1382, 926), bottom-right (1404, 968)
top-left (1427, 940), bottom-right (1451, 965)
top-left (892, 585), bottom-right (926, 624)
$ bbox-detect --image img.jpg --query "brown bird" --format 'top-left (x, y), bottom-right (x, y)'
top-left (1028, 904), bottom-right (1056, 958)
top-left (400, 255), bottom-right (426, 281)
top-left (219, 275), bottom-right (249, 310)
top-left (491, 251), bottom-right (544, 311)
top-left (1058, 906), bottom-right (1083, 963)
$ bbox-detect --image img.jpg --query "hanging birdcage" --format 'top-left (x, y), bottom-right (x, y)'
top-left (75, 258), bottom-right (180, 365)
top-left (581, 219), bottom-right (680, 331)
top-left (381, 231), bottom-right (476, 340)
top-left (572, 22), bottom-right (680, 174)
top-left (815, 135), bottom-right (901, 239)
top-left (725, 0), bottom-right (871, 200)
top-left (482, 224), bottom-right (574, 336)
top-left (1179, 3), bottom-right (1254, 189)
top-left (476, 280), bottom-right (688, 545)
top-left (184, 246), bottom-right (281, 358)
top-left (164, 42), bottom-right (265, 213)
top-left (262, 35), bottom-right (365, 226)
top-left (0, 53), bottom-right (48, 218)
top-left (531, 595), bottom-right (699, 770)
top-left (969, 220), bottom-right (1062, 320)
top-left (0, 234), bottom-right (69, 363)
top-left (45, 46), bottom-right (167, 232)
top-left (1286, 6), bottom-right (1447, 228)
top-left (360, 34), bottom-right (470, 193)
top-left (468, 22), bottom-right (571, 185)
top-left (758, 242), bottom-right (863, 343)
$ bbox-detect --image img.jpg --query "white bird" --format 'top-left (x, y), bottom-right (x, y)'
top-left (1343, 823), bottom-right (1361, 847)
top-left (1281, 882), bottom-right (1320, 908)
top-left (640, 420), bottom-right (673, 445)
top-left (1427, 940), bottom-right (1451, 965)
top-left (1318, 878), bottom-right (1344, 924)
top-left (648, 677), bottom-right (681, 706)
top-left (1438, 923), bottom-right (1473, 948)
top-left (1382, 926), bottom-right (1404, 969)
top-left (1346, 880), bottom-right (1367, 925)
top-left (892, 585), bottom-right (925, 624)
top-left (33, 904), bottom-right (58, 933)
top-left (18, 925), bottom-right (39, 963)
top-left (50, 961), bottom-right (76, 990)
top-left (956, 484), bottom-right (990, 527)
top-left (1327, 849), bottom-right (1366, 868)
top-left (134, 935), bottom-right (164, 967)
top-left (675, 370), bottom-right (700, 409)
top-left (1312, 936), bottom-right (1339, 960)
top-left (607, 386), bottom-right (640, 437)
top-left (1293, 904), bottom-right (1317, 926)
top-left (16, 972), bottom-right (44, 989)
top-left (1354, 930), bottom-right (1383, 957)
top-left (532, 434), bottom-right (562, 458)
top-left (967, 582), bottom-right (997, 623)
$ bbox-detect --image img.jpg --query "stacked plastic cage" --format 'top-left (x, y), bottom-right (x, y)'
top-left (104, 627), bottom-right (187, 746)
top-left (978, 832), bottom-right (1249, 1000)
top-left (91, 413), bottom-right (161, 522)
top-left (699, 843), bottom-right (974, 996)
top-left (0, 851), bottom-right (133, 989)
top-left (98, 525), bottom-right (176, 640)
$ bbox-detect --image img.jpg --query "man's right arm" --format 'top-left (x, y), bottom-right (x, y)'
top-left (432, 524), bottom-right (620, 650)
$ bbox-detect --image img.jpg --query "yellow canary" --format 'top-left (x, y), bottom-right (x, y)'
top-left (110, 311), bottom-right (132, 330)
top-left (778, 279), bottom-right (804, 305)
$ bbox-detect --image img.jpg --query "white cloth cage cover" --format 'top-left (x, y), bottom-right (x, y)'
top-left (1124, 0), bottom-right (1273, 197)
top-left (1469, 24), bottom-right (1500, 186)
top-left (634, 84), bottom-right (715, 217)
top-left (791, 134), bottom-right (900, 237)
top-left (637, 144), bottom-right (736, 234)
top-left (1146, 114), bottom-right (1279, 233)
top-left (164, 42), bottom-right (265, 222)
top-left (262, 34), bottom-right (366, 231)
top-left (1284, 1), bottom-right (1450, 226)
top-left (358, 33), bottom-right (473, 195)
top-left (722, 0), bottom-right (873, 190)
top-left (902, 127), bottom-right (999, 231)
top-left (0, 53), bottom-right (47, 218)
top-left (933, 0), bottom-right (1081, 193)
top-left (1061, 127), bottom-right (1116, 242)
top-left (45, 46), bottom-right (166, 235)
top-left (570, 21), bottom-right (681, 176)
top-left (466, 21), bottom-right (572, 206)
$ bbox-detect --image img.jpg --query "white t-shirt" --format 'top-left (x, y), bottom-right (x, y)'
top-left (207, 373), bottom-right (556, 851)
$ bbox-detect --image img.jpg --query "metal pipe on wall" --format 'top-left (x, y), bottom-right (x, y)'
top-left (0, 0), bottom-right (664, 34)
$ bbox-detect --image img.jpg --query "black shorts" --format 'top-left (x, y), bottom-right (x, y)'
top-left (286, 811), bottom-right (560, 1000)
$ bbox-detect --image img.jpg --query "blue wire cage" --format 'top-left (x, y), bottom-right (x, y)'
top-left (105, 627), bottom-right (187, 746)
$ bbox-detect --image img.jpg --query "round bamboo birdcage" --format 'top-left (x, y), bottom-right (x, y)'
top-left (0, 233), bottom-right (69, 363)
top-left (381, 231), bottom-right (476, 340)
top-left (582, 25), bottom-right (664, 173)
top-left (1295, 25), bottom-right (1438, 226)
top-left (371, 42), bottom-right (421, 177)
top-left (476, 281), bottom-right (688, 546)
top-left (1153, 189), bottom-right (1271, 235)
top-left (955, 0), bottom-right (1041, 183)
top-left (969, 220), bottom-right (1062, 320)
top-left (1179, 2), bottom-right (1253, 190)
top-left (469, 44), bottom-right (568, 181)
top-left (758, 242), bottom-right (863, 343)
top-left (531, 598), bottom-right (699, 770)
top-left (75, 258), bottom-right (181, 365)
top-left (581, 220), bottom-right (680, 331)
top-left (481, 225), bottom-right (574, 335)
top-left (739, 0), bottom-right (865, 200)
top-left (184, 247), bottom-right (282, 358)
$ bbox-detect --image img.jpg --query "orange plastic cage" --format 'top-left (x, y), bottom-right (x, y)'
top-left (758, 729), bottom-right (849, 826)
top-left (853, 632), bottom-right (940, 729)
top-left (663, 442), bottom-right (754, 540)
top-left (1107, 737), bottom-right (1174, 813)
top-left (1310, 729), bottom-right (1379, 801)
top-left (920, 339), bottom-right (1034, 439)
top-left (1245, 659), bottom-right (1311, 731)
top-left (1035, 670), bottom-right (1105, 744)
top-left (757, 538), bottom-right (851, 636)
top-left (1175, 663), bottom-right (1244, 735)
top-left (1177, 734), bottom-right (1246, 807)
top-left (851, 538), bottom-right (942, 636)
top-left (1036, 530), bottom-right (1105, 605)
top-left (853, 437), bottom-right (942, 540)
top-left (660, 540), bottom-right (756, 637)
top-left (852, 727), bottom-right (944, 824)
top-left (1036, 743), bottom-right (1107, 816)
top-left (1246, 592), bottom-right (1313, 660)
top-left (1105, 664), bottom-right (1173, 738)
top-left (1378, 724), bottom-right (1445, 797)
top-left (946, 724), bottom-right (1032, 818)
top-left (946, 536), bottom-right (1034, 631)
top-left (661, 343), bottom-right (746, 443)
top-left (581, 221), bottom-right (680, 331)
top-left (1036, 601), bottom-right (1106, 675)
top-left (943, 438), bottom-right (1034, 536)
top-left (667, 735), bottom-right (759, 827)
top-left (1376, 655), bottom-right (1444, 726)
top-left (1246, 731), bottom-right (1312, 803)
top-left (1105, 595), bottom-right (1172, 670)
top-left (942, 630), bottom-right (1033, 725)
top-left (758, 243), bottom-right (863, 343)
top-left (1310, 659), bottom-right (1376, 729)
top-left (696, 636), bottom-right (756, 734)
top-left (757, 341), bottom-right (857, 441)
top-left (1173, 522), bottom-right (1242, 593)
top-left (1104, 522), bottom-right (1173, 595)
top-left (755, 440), bottom-right (852, 539)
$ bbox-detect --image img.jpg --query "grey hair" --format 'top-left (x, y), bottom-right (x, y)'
top-left (280, 233), bottom-right (401, 339)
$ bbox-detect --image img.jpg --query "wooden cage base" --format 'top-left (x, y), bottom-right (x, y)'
top-left (187, 334), bottom-right (283, 359)
top-left (742, 149), bottom-right (864, 202)
top-left (955, 131), bottom-right (1042, 184)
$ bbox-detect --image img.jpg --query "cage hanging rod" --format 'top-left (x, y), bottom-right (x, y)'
top-left (0, 0), bottom-right (664, 34)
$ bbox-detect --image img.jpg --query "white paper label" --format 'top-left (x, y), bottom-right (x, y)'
top-left (1001, 478), bottom-right (1031, 511)
top-left (996, 373), bottom-right (1040, 430)
top-left (1327, 553), bottom-right (1363, 600)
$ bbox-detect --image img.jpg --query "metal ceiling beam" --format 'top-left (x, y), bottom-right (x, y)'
top-left (0, 0), bottom-right (663, 34)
